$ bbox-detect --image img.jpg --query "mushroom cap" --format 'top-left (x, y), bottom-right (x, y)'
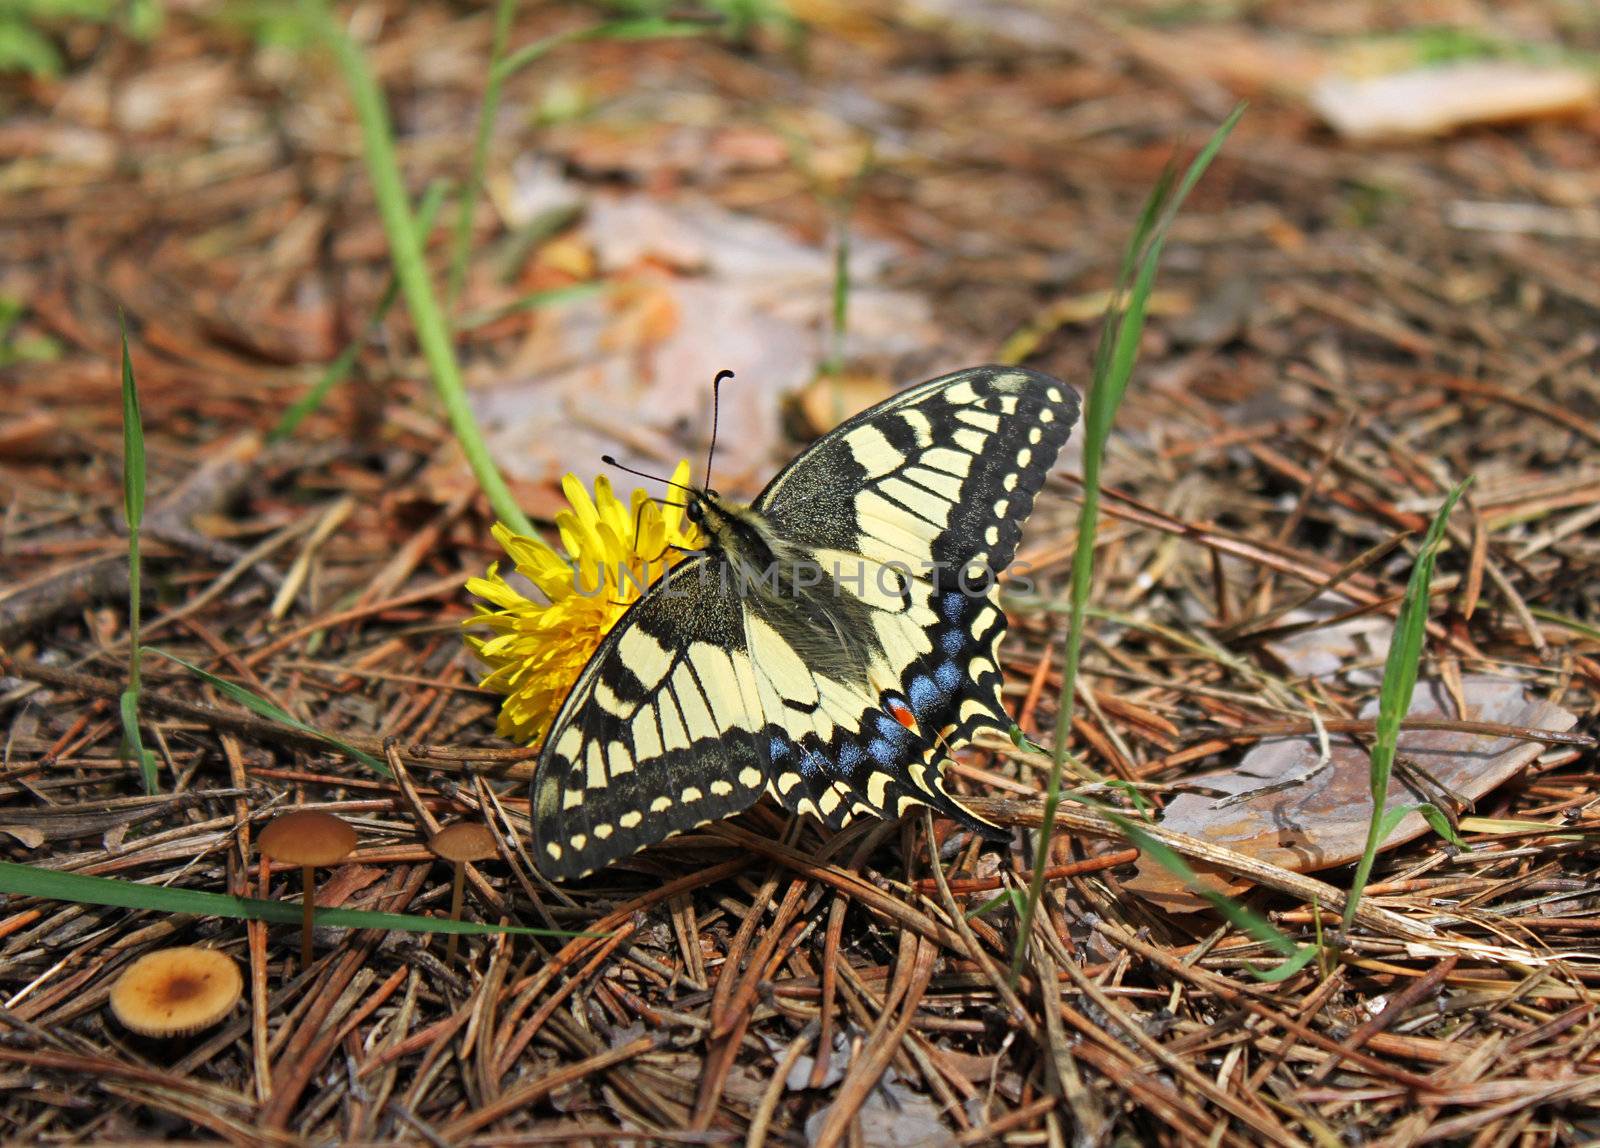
top-left (428, 822), bottom-right (498, 862)
top-left (259, 810), bottom-right (357, 867)
top-left (109, 946), bottom-right (243, 1037)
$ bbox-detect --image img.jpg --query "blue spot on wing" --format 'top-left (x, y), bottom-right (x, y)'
top-left (940, 629), bottom-right (966, 657)
top-left (940, 591), bottom-right (965, 623)
top-left (908, 674), bottom-right (939, 715)
top-left (935, 660), bottom-right (962, 691)
top-left (875, 714), bottom-right (913, 741)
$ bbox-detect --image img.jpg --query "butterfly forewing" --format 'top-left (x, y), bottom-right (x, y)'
top-left (756, 365), bottom-right (1080, 576)
top-left (531, 365), bottom-right (1080, 878)
top-left (529, 555), bottom-right (769, 879)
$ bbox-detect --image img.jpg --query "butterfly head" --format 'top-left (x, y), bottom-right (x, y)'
top-left (684, 489), bottom-right (712, 527)
top-left (684, 482), bottom-right (737, 521)
top-left (685, 485), bottom-right (753, 536)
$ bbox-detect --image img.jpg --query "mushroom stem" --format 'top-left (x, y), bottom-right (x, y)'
top-left (445, 862), bottom-right (465, 964)
top-left (258, 810), bottom-right (355, 977)
top-left (300, 864), bottom-right (315, 971)
top-left (426, 821), bottom-right (496, 968)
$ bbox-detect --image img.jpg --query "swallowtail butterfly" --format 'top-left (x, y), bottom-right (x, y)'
top-left (533, 365), bottom-right (1080, 878)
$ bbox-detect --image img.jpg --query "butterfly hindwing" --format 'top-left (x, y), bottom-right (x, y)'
top-left (752, 572), bottom-right (1017, 838)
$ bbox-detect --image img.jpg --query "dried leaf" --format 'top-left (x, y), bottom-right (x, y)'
top-left (478, 187), bottom-right (957, 492)
top-left (0, 825), bottom-right (45, 849)
top-left (1311, 62), bottom-right (1598, 141)
top-left (1125, 677), bottom-right (1578, 911)
top-left (785, 370), bottom-right (897, 438)
top-left (805, 1073), bottom-right (955, 1147)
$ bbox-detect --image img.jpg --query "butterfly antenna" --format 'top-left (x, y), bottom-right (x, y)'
top-left (601, 454), bottom-right (697, 496)
top-left (705, 370), bottom-right (734, 493)
top-left (629, 496), bottom-right (688, 551)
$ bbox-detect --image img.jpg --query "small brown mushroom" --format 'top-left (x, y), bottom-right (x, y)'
top-left (110, 946), bottom-right (242, 1038)
top-left (258, 809), bottom-right (357, 971)
top-left (427, 822), bottom-right (498, 964)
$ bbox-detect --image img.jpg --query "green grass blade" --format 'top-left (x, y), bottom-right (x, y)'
top-left (456, 281), bottom-right (606, 331)
top-left (1414, 803), bottom-right (1467, 849)
top-left (1374, 804), bottom-right (1412, 845)
top-left (1341, 478), bottom-right (1470, 934)
top-left (0, 20), bottom-right (65, 78)
top-left (306, 1), bottom-right (533, 536)
top-left (966, 888), bottom-right (1027, 921)
top-left (146, 647), bottom-right (390, 777)
top-left (1103, 777), bottom-right (1154, 816)
top-left (452, 15), bottom-right (708, 308)
top-left (1375, 801), bottom-right (1469, 851)
top-left (120, 326), bottom-right (145, 532)
top-left (492, 19), bottom-right (708, 84)
top-left (1247, 940), bottom-right (1323, 983)
top-left (119, 689), bottom-right (159, 795)
top-left (827, 146), bottom-right (873, 383)
top-left (447, 0), bottom-right (518, 311)
top-left (118, 322), bottom-right (157, 794)
top-left (1528, 607), bottom-right (1600, 644)
top-left (966, 890), bottom-right (1012, 920)
top-left (1011, 105), bottom-right (1245, 980)
top-left (1084, 163), bottom-right (1174, 394)
top-left (271, 334), bottom-right (364, 443)
top-left (0, 861), bottom-right (580, 938)
top-left (824, 222), bottom-right (850, 379)
top-left (1098, 111), bottom-right (1242, 434)
top-left (271, 180), bottom-right (450, 442)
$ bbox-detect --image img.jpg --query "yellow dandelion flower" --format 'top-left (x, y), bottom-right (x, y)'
top-left (463, 461), bottom-right (703, 746)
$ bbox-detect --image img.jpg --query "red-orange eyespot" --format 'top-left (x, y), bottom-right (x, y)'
top-left (887, 699), bottom-right (918, 731)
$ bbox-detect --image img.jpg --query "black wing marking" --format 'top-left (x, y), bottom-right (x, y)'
top-left (530, 556), bottom-right (769, 880)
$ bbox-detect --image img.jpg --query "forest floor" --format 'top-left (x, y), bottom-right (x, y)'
top-left (2, 1), bottom-right (1598, 1144)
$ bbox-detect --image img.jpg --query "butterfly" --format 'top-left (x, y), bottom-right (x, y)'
top-left (531, 365), bottom-right (1080, 879)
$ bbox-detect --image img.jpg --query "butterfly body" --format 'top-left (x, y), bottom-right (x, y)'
top-left (688, 493), bottom-right (895, 690)
top-left (532, 366), bottom-right (1080, 879)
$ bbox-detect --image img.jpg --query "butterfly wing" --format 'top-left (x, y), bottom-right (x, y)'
top-left (529, 554), bottom-right (770, 880)
top-left (749, 365), bottom-right (1080, 832)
